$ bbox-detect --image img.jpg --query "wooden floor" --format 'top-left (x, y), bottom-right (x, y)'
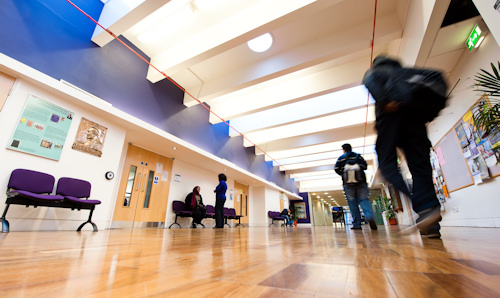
top-left (1, 224), bottom-right (500, 297)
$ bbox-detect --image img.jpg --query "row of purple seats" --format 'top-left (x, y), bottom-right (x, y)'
top-left (224, 207), bottom-right (243, 227)
top-left (268, 211), bottom-right (286, 227)
top-left (168, 201), bottom-right (244, 228)
top-left (168, 200), bottom-right (206, 228)
top-left (1, 169), bottom-right (101, 233)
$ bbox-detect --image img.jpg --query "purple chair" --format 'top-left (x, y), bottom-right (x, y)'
top-left (56, 177), bottom-right (102, 232)
top-left (223, 207), bottom-right (231, 227)
top-left (206, 205), bottom-right (215, 219)
top-left (2, 169), bottom-right (63, 233)
top-left (268, 211), bottom-right (286, 227)
top-left (168, 201), bottom-right (193, 228)
top-left (227, 208), bottom-right (244, 227)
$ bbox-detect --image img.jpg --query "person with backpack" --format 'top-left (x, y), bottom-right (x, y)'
top-left (334, 143), bottom-right (377, 230)
top-left (362, 55), bottom-right (446, 238)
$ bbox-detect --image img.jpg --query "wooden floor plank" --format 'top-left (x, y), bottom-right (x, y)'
top-left (0, 226), bottom-right (500, 297)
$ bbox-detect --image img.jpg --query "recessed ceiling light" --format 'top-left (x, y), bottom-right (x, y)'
top-left (172, 147), bottom-right (177, 150)
top-left (247, 33), bottom-right (273, 52)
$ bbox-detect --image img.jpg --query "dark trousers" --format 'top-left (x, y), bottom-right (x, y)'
top-left (192, 206), bottom-right (207, 224)
top-left (375, 110), bottom-right (439, 213)
top-left (215, 198), bottom-right (226, 228)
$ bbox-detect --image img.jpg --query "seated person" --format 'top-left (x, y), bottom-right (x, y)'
top-left (280, 208), bottom-right (293, 226)
top-left (184, 186), bottom-right (207, 228)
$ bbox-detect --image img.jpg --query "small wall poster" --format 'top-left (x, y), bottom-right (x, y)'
top-left (71, 117), bottom-right (107, 157)
top-left (7, 94), bottom-right (73, 160)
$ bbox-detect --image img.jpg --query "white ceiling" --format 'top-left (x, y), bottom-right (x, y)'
top-left (92, 0), bottom-right (482, 207)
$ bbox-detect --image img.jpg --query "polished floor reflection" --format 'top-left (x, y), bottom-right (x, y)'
top-left (1, 225), bottom-right (500, 297)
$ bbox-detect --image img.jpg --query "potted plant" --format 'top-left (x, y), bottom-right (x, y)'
top-left (375, 195), bottom-right (398, 225)
top-left (472, 61), bottom-right (500, 159)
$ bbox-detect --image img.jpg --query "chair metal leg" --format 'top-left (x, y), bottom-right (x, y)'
top-left (1, 204), bottom-right (11, 233)
top-left (234, 217), bottom-right (243, 227)
top-left (77, 208), bottom-right (98, 232)
top-left (168, 214), bottom-right (181, 229)
top-left (224, 216), bottom-right (231, 227)
top-left (77, 221), bottom-right (98, 232)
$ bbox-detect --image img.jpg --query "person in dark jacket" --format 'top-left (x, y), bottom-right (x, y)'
top-left (363, 55), bottom-right (442, 238)
top-left (185, 186), bottom-right (206, 228)
top-left (213, 173), bottom-right (227, 228)
top-left (334, 143), bottom-right (377, 230)
top-left (280, 208), bottom-right (293, 226)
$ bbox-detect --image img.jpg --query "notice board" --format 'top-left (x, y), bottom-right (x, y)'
top-left (434, 130), bottom-right (474, 192)
top-left (7, 94), bottom-right (73, 160)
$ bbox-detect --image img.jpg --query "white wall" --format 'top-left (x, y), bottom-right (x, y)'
top-left (166, 159), bottom-right (235, 227)
top-left (0, 79), bottom-right (126, 231)
top-left (473, 0), bottom-right (500, 48)
top-left (427, 34), bottom-right (500, 227)
top-left (250, 186), bottom-right (266, 226)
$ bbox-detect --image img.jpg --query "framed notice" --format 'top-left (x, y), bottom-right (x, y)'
top-left (294, 202), bottom-right (307, 219)
top-left (7, 94), bottom-right (73, 160)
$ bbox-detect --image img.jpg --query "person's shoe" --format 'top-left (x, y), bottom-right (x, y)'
top-left (367, 219), bottom-right (377, 230)
top-left (416, 206), bottom-right (442, 231)
top-left (421, 229), bottom-right (441, 238)
top-left (191, 223), bottom-right (197, 228)
top-left (400, 206), bottom-right (441, 235)
top-left (351, 226), bottom-right (362, 230)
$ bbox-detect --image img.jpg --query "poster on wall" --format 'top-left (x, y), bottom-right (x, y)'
top-left (453, 96), bottom-right (500, 179)
top-left (295, 202), bottom-right (307, 219)
top-left (71, 117), bottom-right (107, 157)
top-left (430, 148), bottom-right (449, 202)
top-left (7, 94), bottom-right (73, 160)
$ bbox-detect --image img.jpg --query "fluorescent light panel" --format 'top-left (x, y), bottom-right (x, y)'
top-left (290, 170), bottom-right (336, 178)
top-left (243, 106), bottom-right (375, 146)
top-left (229, 85), bottom-right (373, 137)
top-left (280, 153), bottom-right (376, 171)
top-left (262, 135), bottom-right (377, 160)
top-left (293, 174), bottom-right (337, 181)
top-left (273, 145), bottom-right (375, 166)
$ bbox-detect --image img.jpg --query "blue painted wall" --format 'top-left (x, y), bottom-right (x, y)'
top-left (0, 0), bottom-right (298, 193)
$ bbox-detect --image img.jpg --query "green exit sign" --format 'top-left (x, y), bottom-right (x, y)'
top-left (466, 24), bottom-right (482, 51)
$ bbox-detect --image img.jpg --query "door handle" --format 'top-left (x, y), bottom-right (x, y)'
top-left (142, 173), bottom-right (147, 192)
top-left (136, 173), bottom-right (142, 191)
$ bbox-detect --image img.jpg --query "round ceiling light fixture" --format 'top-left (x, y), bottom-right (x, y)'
top-left (247, 33), bottom-right (273, 52)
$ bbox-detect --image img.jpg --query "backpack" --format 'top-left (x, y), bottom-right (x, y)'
top-left (343, 154), bottom-right (364, 185)
top-left (385, 67), bottom-right (448, 122)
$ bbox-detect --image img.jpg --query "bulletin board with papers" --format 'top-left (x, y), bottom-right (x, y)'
top-left (434, 95), bottom-right (500, 192)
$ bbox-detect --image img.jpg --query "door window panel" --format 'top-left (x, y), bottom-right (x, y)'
top-left (123, 166), bottom-right (137, 207)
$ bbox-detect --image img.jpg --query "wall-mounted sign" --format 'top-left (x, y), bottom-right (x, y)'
top-left (71, 117), bottom-right (107, 157)
top-left (7, 94), bottom-right (73, 160)
top-left (466, 24), bottom-right (482, 51)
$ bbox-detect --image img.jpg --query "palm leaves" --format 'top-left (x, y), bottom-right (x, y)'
top-left (473, 61), bottom-right (500, 138)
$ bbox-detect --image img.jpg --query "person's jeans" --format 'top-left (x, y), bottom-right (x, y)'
top-left (215, 198), bottom-right (226, 228)
top-left (282, 215), bottom-right (291, 225)
top-left (343, 183), bottom-right (374, 227)
top-left (375, 110), bottom-right (440, 213)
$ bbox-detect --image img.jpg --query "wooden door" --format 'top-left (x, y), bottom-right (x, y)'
top-left (234, 182), bottom-right (249, 225)
top-left (133, 150), bottom-right (172, 222)
top-left (113, 145), bottom-right (144, 222)
top-left (280, 192), bottom-right (285, 212)
top-left (113, 145), bottom-right (172, 223)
